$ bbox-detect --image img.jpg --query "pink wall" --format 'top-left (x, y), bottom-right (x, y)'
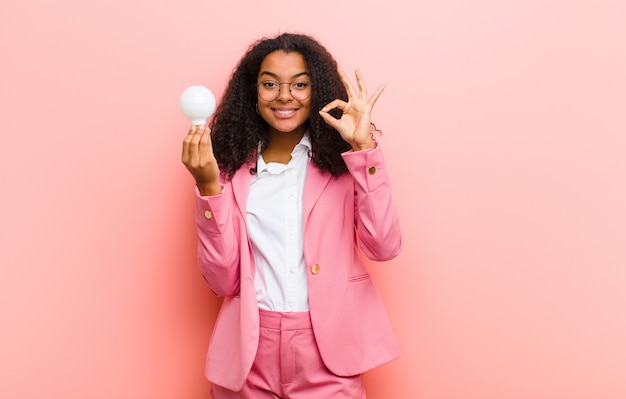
top-left (1, 0), bottom-right (625, 397)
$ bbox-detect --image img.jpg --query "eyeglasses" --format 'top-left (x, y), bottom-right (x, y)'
top-left (256, 80), bottom-right (313, 101)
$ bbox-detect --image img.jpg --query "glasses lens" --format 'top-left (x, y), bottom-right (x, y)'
top-left (257, 81), bottom-right (278, 101)
top-left (257, 81), bottom-right (312, 101)
top-left (290, 81), bottom-right (311, 101)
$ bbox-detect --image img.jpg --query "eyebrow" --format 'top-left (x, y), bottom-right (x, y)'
top-left (258, 71), bottom-right (310, 80)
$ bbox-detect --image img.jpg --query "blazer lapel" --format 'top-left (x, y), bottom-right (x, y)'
top-left (303, 162), bottom-right (332, 228)
top-left (230, 162), bottom-right (255, 218)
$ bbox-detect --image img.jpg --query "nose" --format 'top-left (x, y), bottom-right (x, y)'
top-left (276, 82), bottom-right (293, 101)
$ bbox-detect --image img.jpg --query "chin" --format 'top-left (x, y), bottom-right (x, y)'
top-left (271, 124), bottom-right (307, 135)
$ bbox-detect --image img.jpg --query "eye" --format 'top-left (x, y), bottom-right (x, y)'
top-left (292, 81), bottom-right (310, 90)
top-left (261, 81), bottom-right (279, 89)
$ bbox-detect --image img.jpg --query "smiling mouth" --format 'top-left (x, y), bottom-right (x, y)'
top-left (273, 108), bottom-right (297, 117)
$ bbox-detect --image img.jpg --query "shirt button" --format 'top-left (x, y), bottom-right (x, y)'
top-left (204, 210), bottom-right (213, 219)
top-left (311, 264), bottom-right (320, 275)
top-left (368, 166), bottom-right (377, 175)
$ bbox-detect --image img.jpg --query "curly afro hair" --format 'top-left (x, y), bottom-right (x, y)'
top-left (209, 32), bottom-right (351, 179)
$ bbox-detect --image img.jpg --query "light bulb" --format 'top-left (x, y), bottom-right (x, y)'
top-left (179, 85), bottom-right (216, 126)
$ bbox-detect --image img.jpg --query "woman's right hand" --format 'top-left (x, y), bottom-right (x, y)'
top-left (181, 125), bottom-right (222, 196)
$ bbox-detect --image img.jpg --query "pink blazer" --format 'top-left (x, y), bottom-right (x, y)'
top-left (193, 145), bottom-right (402, 391)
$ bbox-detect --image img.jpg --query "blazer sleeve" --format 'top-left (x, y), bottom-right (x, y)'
top-left (194, 183), bottom-right (241, 297)
top-left (342, 144), bottom-right (402, 261)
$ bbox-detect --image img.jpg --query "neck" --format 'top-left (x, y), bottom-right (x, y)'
top-left (263, 129), bottom-right (305, 164)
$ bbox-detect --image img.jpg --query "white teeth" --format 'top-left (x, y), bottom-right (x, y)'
top-left (276, 109), bottom-right (295, 115)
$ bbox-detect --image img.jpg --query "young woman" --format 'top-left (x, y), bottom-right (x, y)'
top-left (182, 33), bottom-right (402, 399)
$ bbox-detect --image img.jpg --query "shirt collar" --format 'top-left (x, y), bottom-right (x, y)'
top-left (256, 133), bottom-right (311, 175)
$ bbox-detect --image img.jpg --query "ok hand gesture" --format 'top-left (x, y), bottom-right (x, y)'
top-left (318, 67), bottom-right (385, 151)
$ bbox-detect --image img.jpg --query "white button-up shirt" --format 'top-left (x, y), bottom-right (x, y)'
top-left (247, 134), bottom-right (311, 312)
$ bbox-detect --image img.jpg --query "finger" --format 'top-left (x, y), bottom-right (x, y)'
top-left (367, 83), bottom-right (386, 108)
top-left (189, 125), bottom-right (205, 147)
top-left (337, 66), bottom-right (357, 99)
top-left (182, 125), bottom-right (198, 164)
top-left (198, 127), bottom-right (213, 160)
top-left (320, 99), bottom-right (348, 113)
top-left (195, 124), bottom-right (207, 134)
top-left (187, 125), bottom-right (208, 165)
top-left (355, 69), bottom-right (368, 100)
top-left (318, 109), bottom-right (341, 130)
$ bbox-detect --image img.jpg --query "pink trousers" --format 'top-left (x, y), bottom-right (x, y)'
top-left (210, 310), bottom-right (365, 399)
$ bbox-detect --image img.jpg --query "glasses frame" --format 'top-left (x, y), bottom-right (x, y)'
top-left (255, 79), bottom-right (313, 102)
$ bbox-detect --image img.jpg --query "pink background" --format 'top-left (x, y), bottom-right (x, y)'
top-left (1, 0), bottom-right (625, 397)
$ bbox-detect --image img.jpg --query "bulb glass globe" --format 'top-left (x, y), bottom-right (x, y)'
top-left (180, 85), bottom-right (216, 125)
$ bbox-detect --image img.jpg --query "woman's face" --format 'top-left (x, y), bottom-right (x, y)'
top-left (256, 50), bottom-right (311, 137)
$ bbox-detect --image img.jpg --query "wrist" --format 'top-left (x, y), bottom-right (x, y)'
top-left (197, 181), bottom-right (222, 196)
top-left (350, 140), bottom-right (376, 152)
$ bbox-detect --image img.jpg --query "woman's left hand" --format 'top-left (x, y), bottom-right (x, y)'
top-left (319, 67), bottom-right (385, 151)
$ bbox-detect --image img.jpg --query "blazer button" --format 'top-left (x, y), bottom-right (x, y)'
top-left (311, 264), bottom-right (320, 275)
top-left (204, 210), bottom-right (213, 220)
top-left (368, 166), bottom-right (377, 175)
